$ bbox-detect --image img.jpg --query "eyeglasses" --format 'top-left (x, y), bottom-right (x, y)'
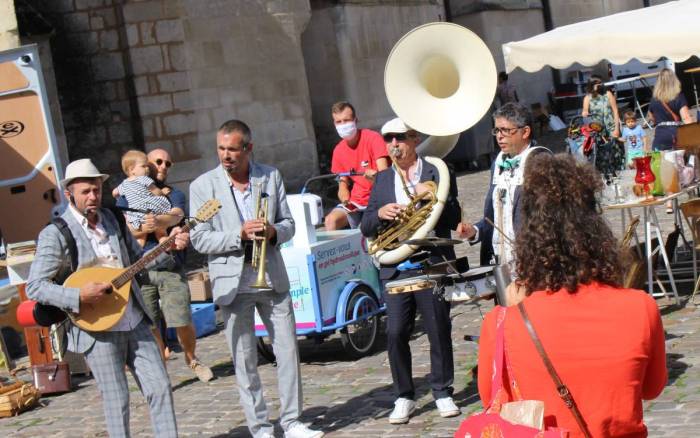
top-left (383, 132), bottom-right (416, 143)
top-left (491, 126), bottom-right (524, 136)
top-left (155, 158), bottom-right (172, 168)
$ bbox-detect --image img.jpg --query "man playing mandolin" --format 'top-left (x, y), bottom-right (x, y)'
top-left (27, 158), bottom-right (189, 437)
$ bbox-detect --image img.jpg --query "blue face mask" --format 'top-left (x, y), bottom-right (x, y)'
top-left (336, 121), bottom-right (358, 140)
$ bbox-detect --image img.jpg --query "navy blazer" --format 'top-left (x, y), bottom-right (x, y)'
top-left (361, 159), bottom-right (461, 280)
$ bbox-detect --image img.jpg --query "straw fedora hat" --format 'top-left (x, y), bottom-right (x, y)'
top-left (60, 158), bottom-right (109, 188)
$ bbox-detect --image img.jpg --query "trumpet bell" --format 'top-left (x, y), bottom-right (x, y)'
top-left (250, 276), bottom-right (271, 289)
top-left (384, 22), bottom-right (497, 138)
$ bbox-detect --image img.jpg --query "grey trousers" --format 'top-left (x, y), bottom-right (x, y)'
top-left (220, 291), bottom-right (302, 438)
top-left (84, 319), bottom-right (177, 438)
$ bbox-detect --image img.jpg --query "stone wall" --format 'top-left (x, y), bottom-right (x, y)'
top-left (12, 0), bottom-right (677, 193)
top-left (24, 0), bottom-right (141, 188)
top-left (23, 0), bottom-right (318, 193)
top-left (153, 0), bottom-right (318, 191)
top-left (302, 0), bottom-right (445, 170)
top-left (548, 0), bottom-right (644, 26)
top-left (451, 5), bottom-right (552, 113)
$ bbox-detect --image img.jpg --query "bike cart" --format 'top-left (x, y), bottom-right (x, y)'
top-left (255, 193), bottom-right (384, 360)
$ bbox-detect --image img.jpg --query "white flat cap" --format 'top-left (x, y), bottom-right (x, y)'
top-left (380, 117), bottom-right (412, 135)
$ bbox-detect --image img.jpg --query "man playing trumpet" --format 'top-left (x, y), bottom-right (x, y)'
top-left (360, 118), bottom-right (466, 424)
top-left (190, 120), bottom-right (323, 438)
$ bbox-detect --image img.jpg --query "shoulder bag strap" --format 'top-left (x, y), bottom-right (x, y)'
top-left (517, 302), bottom-right (593, 438)
top-left (483, 306), bottom-right (509, 413)
top-left (660, 101), bottom-right (680, 122)
top-left (51, 218), bottom-right (78, 272)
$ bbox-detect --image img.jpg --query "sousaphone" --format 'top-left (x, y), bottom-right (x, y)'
top-left (372, 22), bottom-right (496, 265)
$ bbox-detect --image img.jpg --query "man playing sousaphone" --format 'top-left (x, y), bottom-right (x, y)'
top-left (361, 118), bottom-right (467, 424)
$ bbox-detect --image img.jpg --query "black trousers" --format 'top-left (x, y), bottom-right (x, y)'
top-left (383, 287), bottom-right (454, 400)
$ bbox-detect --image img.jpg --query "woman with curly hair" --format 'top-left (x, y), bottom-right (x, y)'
top-left (476, 154), bottom-right (667, 437)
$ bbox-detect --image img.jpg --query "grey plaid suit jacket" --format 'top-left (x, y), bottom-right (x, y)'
top-left (190, 162), bottom-right (295, 306)
top-left (26, 207), bottom-right (156, 353)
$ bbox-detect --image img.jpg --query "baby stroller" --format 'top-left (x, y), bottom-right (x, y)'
top-left (566, 115), bottom-right (618, 181)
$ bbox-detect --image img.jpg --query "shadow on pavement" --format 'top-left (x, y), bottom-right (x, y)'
top-left (208, 378), bottom-right (431, 437)
top-left (303, 376), bottom-right (433, 434)
top-left (666, 352), bottom-right (689, 387)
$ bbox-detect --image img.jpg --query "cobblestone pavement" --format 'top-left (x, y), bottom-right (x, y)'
top-left (2, 168), bottom-right (699, 437)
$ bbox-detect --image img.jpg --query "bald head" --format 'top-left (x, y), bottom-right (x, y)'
top-left (147, 148), bottom-right (172, 183)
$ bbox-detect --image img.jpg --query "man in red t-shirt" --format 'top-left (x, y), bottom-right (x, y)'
top-left (325, 101), bottom-right (389, 230)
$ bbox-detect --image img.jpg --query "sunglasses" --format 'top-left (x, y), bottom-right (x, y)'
top-left (383, 132), bottom-right (415, 142)
top-left (155, 158), bottom-right (172, 168)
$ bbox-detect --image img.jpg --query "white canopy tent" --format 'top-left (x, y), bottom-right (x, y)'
top-left (502, 0), bottom-right (700, 73)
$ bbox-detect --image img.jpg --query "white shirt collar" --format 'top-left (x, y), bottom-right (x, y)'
top-left (394, 158), bottom-right (423, 205)
top-left (68, 204), bottom-right (99, 229)
top-left (223, 162), bottom-right (253, 189)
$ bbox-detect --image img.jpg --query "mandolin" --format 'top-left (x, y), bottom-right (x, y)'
top-left (64, 199), bottom-right (221, 332)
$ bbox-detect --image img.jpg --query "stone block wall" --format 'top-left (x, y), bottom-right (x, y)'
top-left (302, 0), bottom-right (445, 170)
top-left (163, 0), bottom-right (318, 190)
top-left (16, 0), bottom-right (671, 193)
top-left (25, 0), bottom-right (140, 186)
top-left (453, 7), bottom-right (552, 111)
top-left (548, 0), bottom-right (644, 27)
top-left (120, 0), bottom-right (195, 188)
top-left (23, 0), bottom-right (319, 193)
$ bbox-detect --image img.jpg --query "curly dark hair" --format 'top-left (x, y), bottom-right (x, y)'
top-left (515, 153), bottom-right (623, 294)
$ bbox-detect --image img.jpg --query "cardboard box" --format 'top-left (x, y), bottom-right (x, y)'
top-left (187, 269), bottom-right (212, 302)
top-left (167, 303), bottom-right (216, 340)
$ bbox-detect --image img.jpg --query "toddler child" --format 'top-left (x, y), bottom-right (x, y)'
top-left (112, 150), bottom-right (172, 246)
top-left (621, 110), bottom-right (648, 168)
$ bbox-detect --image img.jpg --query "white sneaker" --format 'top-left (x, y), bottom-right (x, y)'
top-left (389, 397), bottom-right (416, 424)
top-left (435, 397), bottom-right (460, 418)
top-left (284, 421), bottom-right (324, 438)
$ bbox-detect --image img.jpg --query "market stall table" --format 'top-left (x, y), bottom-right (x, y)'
top-left (604, 183), bottom-right (700, 305)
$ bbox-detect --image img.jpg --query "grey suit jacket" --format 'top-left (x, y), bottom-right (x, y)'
top-left (26, 208), bottom-right (154, 353)
top-left (189, 163), bottom-right (295, 306)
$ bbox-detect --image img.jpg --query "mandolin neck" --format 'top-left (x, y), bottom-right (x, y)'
top-left (112, 219), bottom-right (194, 288)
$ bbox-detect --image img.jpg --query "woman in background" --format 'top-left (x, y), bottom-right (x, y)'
top-left (648, 68), bottom-right (693, 151)
top-left (582, 74), bottom-right (621, 138)
top-left (582, 75), bottom-right (624, 173)
top-left (477, 154), bottom-right (667, 437)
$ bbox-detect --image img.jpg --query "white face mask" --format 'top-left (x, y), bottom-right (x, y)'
top-left (335, 121), bottom-right (358, 140)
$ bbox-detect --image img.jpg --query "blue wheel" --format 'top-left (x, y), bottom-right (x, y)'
top-left (340, 285), bottom-right (380, 358)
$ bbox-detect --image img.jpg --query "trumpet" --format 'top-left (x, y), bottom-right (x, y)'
top-left (250, 184), bottom-right (271, 289)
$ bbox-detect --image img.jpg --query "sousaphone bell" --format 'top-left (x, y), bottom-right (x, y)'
top-left (384, 22), bottom-right (497, 157)
top-left (371, 23), bottom-right (497, 265)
